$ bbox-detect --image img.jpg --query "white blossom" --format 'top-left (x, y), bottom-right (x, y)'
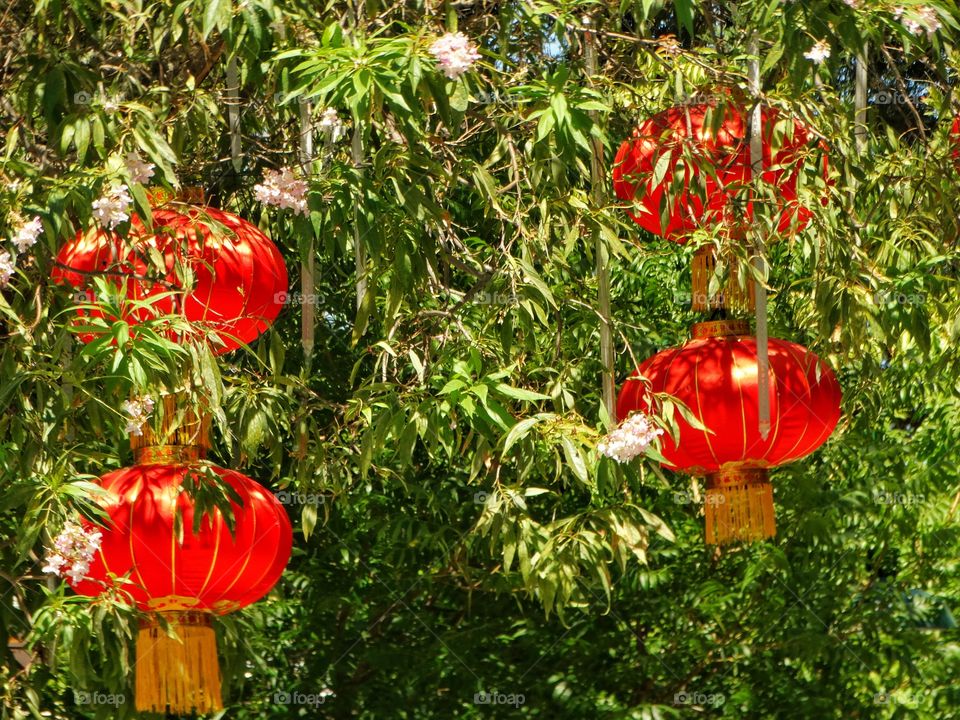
top-left (254, 167), bottom-right (309, 215)
top-left (92, 184), bottom-right (133, 229)
top-left (429, 32), bottom-right (481, 80)
top-left (843, 0), bottom-right (859, 7)
top-left (804, 40), bottom-right (831, 64)
top-left (43, 521), bottom-right (103, 584)
top-left (11, 216), bottom-right (42, 254)
top-left (318, 107), bottom-right (346, 142)
top-left (124, 152), bottom-right (155, 184)
top-left (597, 412), bottom-right (664, 464)
top-left (0, 250), bottom-right (15, 287)
top-left (122, 396), bottom-right (155, 436)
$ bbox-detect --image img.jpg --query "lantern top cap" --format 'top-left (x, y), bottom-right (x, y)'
top-left (691, 319), bottom-right (751, 339)
top-left (145, 186), bottom-right (206, 207)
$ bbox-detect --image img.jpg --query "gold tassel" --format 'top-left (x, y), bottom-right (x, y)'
top-left (704, 468), bottom-right (775, 545)
top-left (690, 246), bottom-right (756, 314)
top-left (135, 612), bottom-right (223, 714)
top-left (130, 393), bottom-right (211, 465)
top-left (691, 246), bottom-right (714, 312)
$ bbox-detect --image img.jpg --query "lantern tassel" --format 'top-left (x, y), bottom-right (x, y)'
top-left (704, 468), bottom-right (775, 545)
top-left (135, 612), bottom-right (222, 714)
top-left (691, 246), bottom-right (755, 313)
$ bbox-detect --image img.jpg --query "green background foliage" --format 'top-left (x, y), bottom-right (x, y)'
top-left (2, 0), bottom-right (960, 717)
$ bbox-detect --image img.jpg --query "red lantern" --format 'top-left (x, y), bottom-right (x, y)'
top-left (52, 203), bottom-right (287, 353)
top-left (70, 464), bottom-right (291, 613)
top-left (612, 102), bottom-right (819, 240)
top-left (69, 401), bottom-right (292, 713)
top-left (617, 319), bottom-right (842, 545)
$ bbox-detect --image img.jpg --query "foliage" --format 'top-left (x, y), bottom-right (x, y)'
top-left (2, 0), bottom-right (960, 718)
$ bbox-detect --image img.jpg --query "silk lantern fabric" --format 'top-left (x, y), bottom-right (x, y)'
top-left (612, 102), bottom-right (821, 241)
top-left (617, 333), bottom-right (842, 473)
top-left (52, 206), bottom-right (287, 353)
top-left (69, 463), bottom-right (292, 613)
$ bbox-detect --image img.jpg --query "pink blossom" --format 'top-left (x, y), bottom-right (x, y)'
top-left (0, 250), bottom-right (15, 287)
top-left (254, 167), bottom-right (309, 215)
top-left (429, 32), bottom-right (481, 80)
top-left (11, 216), bottom-right (42, 254)
top-left (121, 396), bottom-right (155, 436)
top-left (804, 40), bottom-right (831, 64)
top-left (92, 184), bottom-right (132, 229)
top-left (124, 152), bottom-right (155, 184)
top-left (318, 107), bottom-right (346, 142)
top-left (43, 522), bottom-right (103, 584)
top-left (597, 412), bottom-right (664, 463)
top-left (895, 6), bottom-right (941, 37)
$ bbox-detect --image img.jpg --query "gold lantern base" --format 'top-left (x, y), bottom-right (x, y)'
top-left (135, 611), bottom-right (222, 714)
top-left (704, 468), bottom-right (775, 545)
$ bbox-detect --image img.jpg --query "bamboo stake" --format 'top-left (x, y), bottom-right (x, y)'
top-left (584, 15), bottom-right (616, 424)
top-left (299, 100), bottom-right (316, 370)
top-left (748, 34), bottom-right (770, 440)
top-left (225, 58), bottom-right (242, 174)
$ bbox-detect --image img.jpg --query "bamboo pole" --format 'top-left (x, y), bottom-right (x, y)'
top-left (748, 34), bottom-right (770, 440)
top-left (299, 100), bottom-right (316, 370)
top-left (584, 15), bottom-right (616, 424)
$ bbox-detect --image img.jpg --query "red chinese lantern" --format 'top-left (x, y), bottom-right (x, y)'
top-left (613, 102), bottom-right (826, 312)
top-left (617, 319), bottom-right (842, 545)
top-left (52, 198), bottom-right (287, 353)
top-left (612, 101), bottom-right (818, 240)
top-left (69, 401), bottom-right (292, 713)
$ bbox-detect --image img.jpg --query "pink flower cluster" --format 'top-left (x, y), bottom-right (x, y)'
top-left (598, 412), bottom-right (664, 464)
top-left (0, 251), bottom-right (14, 287)
top-left (92, 184), bottom-right (132, 229)
top-left (121, 396), bottom-right (155, 436)
top-left (895, 6), bottom-right (941, 37)
top-left (42, 521), bottom-right (103, 584)
top-left (12, 217), bottom-right (42, 253)
top-left (429, 32), bottom-right (481, 80)
top-left (1, 216), bottom-right (43, 288)
top-left (124, 152), bottom-right (155, 184)
top-left (254, 167), bottom-right (309, 215)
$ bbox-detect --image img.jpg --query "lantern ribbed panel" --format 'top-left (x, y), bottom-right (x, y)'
top-left (68, 463), bottom-right (292, 614)
top-left (617, 334), bottom-right (841, 473)
top-left (52, 206), bottom-right (287, 353)
top-left (612, 102), bottom-right (817, 240)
